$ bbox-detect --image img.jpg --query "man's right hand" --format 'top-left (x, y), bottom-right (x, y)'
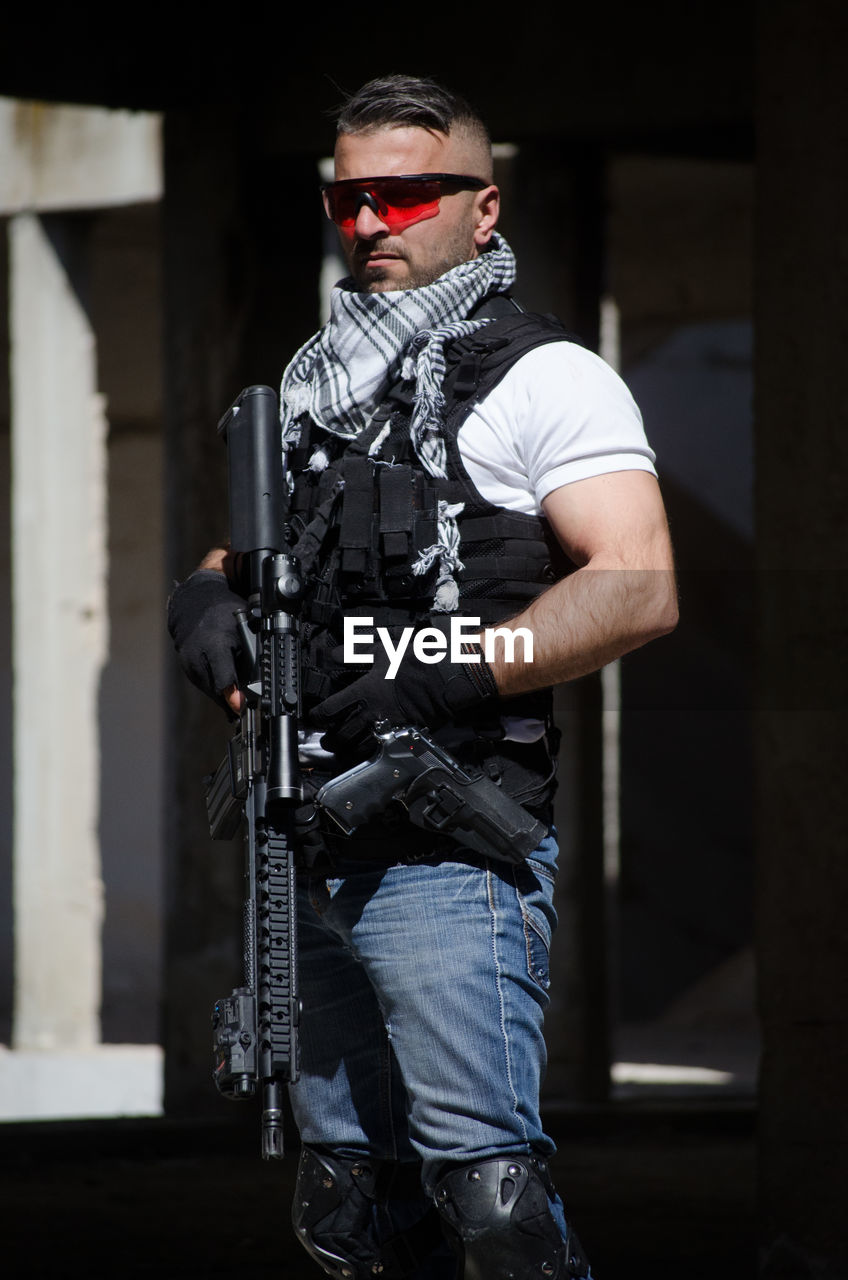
top-left (167, 569), bottom-right (246, 714)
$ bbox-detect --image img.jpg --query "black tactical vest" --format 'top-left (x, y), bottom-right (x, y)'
top-left (288, 302), bottom-right (578, 818)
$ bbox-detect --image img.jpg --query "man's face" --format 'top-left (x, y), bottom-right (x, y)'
top-left (331, 126), bottom-right (499, 293)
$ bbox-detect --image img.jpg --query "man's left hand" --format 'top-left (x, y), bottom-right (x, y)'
top-left (310, 647), bottom-right (498, 757)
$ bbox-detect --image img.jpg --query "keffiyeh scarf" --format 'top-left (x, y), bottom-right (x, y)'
top-left (279, 234), bottom-right (517, 610)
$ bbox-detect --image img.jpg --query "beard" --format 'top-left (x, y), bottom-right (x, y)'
top-left (346, 226), bottom-right (479, 293)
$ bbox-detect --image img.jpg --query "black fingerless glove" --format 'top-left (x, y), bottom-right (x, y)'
top-left (167, 569), bottom-right (246, 710)
top-left (310, 644), bottom-right (498, 759)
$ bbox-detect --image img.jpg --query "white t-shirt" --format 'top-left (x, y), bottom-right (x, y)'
top-left (457, 340), bottom-right (656, 513)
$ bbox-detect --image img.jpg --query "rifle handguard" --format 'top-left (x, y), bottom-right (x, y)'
top-left (206, 385), bottom-right (301, 1162)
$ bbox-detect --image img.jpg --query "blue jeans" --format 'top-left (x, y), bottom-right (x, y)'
top-left (289, 830), bottom-right (571, 1271)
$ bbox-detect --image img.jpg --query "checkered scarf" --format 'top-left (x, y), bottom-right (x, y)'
top-left (280, 234), bottom-right (515, 468)
top-left (279, 233), bottom-right (516, 609)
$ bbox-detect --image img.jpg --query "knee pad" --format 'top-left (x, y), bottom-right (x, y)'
top-left (292, 1146), bottom-right (444, 1279)
top-left (433, 1154), bottom-right (591, 1280)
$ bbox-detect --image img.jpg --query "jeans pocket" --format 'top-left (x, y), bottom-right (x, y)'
top-left (514, 860), bottom-right (557, 991)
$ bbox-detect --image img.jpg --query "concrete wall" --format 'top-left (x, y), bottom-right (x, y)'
top-left (0, 100), bottom-right (164, 1083)
top-left (89, 205), bottom-right (164, 1044)
top-left (0, 204), bottom-right (164, 1049)
top-left (0, 229), bottom-right (10, 1038)
top-left (611, 155), bottom-right (755, 1024)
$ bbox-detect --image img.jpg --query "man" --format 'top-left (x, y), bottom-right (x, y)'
top-left (169, 75), bottom-right (677, 1279)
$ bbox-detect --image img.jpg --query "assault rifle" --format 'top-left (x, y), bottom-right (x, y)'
top-left (203, 384), bottom-right (301, 1161)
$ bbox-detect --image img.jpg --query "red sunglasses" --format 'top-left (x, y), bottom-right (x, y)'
top-left (321, 172), bottom-right (488, 234)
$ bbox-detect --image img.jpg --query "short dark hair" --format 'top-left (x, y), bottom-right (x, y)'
top-left (334, 74), bottom-right (490, 151)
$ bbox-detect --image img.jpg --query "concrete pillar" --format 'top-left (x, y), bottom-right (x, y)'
top-left (2, 98), bottom-right (162, 1113)
top-left (9, 211), bottom-right (108, 1049)
top-left (755, 2), bottom-right (848, 1273)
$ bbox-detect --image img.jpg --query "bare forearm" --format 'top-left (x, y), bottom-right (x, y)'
top-left (487, 564), bottom-right (678, 697)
